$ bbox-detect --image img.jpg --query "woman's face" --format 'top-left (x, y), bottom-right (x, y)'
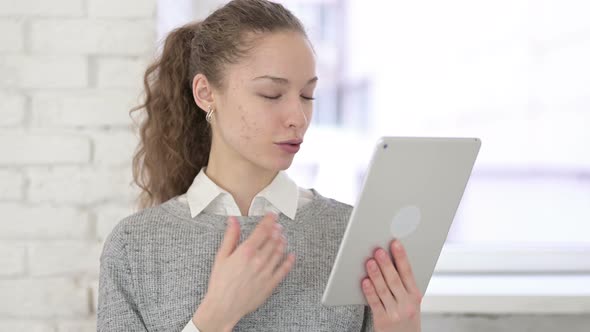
top-left (212, 31), bottom-right (317, 172)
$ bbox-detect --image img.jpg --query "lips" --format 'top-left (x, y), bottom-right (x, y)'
top-left (276, 138), bottom-right (303, 145)
top-left (275, 139), bottom-right (302, 154)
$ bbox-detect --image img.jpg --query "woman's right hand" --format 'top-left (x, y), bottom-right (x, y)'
top-left (192, 212), bottom-right (295, 331)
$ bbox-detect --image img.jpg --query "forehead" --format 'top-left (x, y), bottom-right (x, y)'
top-left (230, 31), bottom-right (316, 83)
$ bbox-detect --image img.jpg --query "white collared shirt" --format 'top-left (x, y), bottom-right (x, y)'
top-left (177, 167), bottom-right (313, 332)
top-left (177, 167), bottom-right (313, 219)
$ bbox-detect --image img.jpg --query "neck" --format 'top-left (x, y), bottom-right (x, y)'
top-left (206, 140), bottom-right (278, 216)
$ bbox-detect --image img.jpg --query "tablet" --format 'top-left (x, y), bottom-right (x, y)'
top-left (321, 136), bottom-right (481, 306)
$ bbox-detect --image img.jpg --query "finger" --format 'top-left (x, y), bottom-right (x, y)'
top-left (361, 278), bottom-right (387, 318)
top-left (256, 227), bottom-right (283, 271)
top-left (391, 240), bottom-right (420, 294)
top-left (375, 247), bottom-right (408, 302)
top-left (216, 216), bottom-right (240, 259)
top-left (366, 259), bottom-right (397, 311)
top-left (262, 234), bottom-right (287, 275)
top-left (270, 252), bottom-right (295, 286)
top-left (243, 212), bottom-right (280, 250)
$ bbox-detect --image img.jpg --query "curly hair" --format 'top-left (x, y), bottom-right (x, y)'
top-left (130, 0), bottom-right (306, 210)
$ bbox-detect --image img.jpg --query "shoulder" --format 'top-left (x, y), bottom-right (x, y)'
top-left (311, 189), bottom-right (353, 216)
top-left (326, 195), bottom-right (353, 211)
top-left (302, 189), bottom-right (354, 230)
top-left (100, 199), bottom-right (186, 260)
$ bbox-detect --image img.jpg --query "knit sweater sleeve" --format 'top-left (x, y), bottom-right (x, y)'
top-left (97, 220), bottom-right (148, 332)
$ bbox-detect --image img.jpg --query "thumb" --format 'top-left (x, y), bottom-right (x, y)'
top-left (217, 216), bottom-right (240, 259)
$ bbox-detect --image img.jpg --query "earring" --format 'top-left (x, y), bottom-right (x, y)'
top-left (206, 105), bottom-right (214, 123)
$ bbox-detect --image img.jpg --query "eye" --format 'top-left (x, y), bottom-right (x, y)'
top-left (301, 95), bottom-right (315, 101)
top-left (261, 94), bottom-right (282, 100)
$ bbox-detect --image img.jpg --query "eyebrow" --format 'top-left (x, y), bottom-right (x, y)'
top-left (252, 75), bottom-right (318, 85)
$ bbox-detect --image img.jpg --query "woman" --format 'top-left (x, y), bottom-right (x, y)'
top-left (97, 0), bottom-right (422, 331)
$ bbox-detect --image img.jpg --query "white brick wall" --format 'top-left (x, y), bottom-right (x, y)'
top-left (90, 129), bottom-right (139, 166)
top-left (0, 56), bottom-right (88, 88)
top-left (0, 321), bottom-right (51, 332)
top-left (0, 0), bottom-right (85, 17)
top-left (0, 93), bottom-right (26, 126)
top-left (29, 242), bottom-right (103, 277)
top-left (88, 0), bottom-right (156, 19)
top-left (31, 19), bottom-right (155, 55)
top-left (0, 244), bottom-right (26, 277)
top-left (0, 203), bottom-right (89, 239)
top-left (31, 90), bottom-right (141, 127)
top-left (57, 320), bottom-right (97, 332)
top-left (0, 19), bottom-right (24, 52)
top-left (0, 0), bottom-right (156, 328)
top-left (27, 166), bottom-right (137, 204)
top-left (0, 131), bottom-right (91, 165)
top-left (96, 57), bottom-right (149, 88)
top-left (0, 169), bottom-right (25, 200)
top-left (0, 279), bottom-right (89, 317)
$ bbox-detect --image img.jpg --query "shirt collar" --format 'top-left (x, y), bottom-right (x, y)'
top-left (257, 170), bottom-right (299, 220)
top-left (186, 167), bottom-right (299, 219)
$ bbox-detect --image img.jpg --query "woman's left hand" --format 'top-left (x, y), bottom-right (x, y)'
top-left (361, 239), bottom-right (422, 332)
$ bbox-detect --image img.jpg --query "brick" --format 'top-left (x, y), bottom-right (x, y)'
top-left (91, 129), bottom-right (139, 166)
top-left (0, 203), bottom-right (89, 239)
top-left (28, 166), bottom-right (138, 205)
top-left (0, 244), bottom-right (25, 277)
top-left (57, 319), bottom-right (97, 332)
top-left (90, 280), bottom-right (99, 314)
top-left (31, 90), bottom-right (140, 128)
top-left (0, 19), bottom-right (24, 52)
top-left (0, 321), bottom-right (53, 332)
top-left (0, 56), bottom-right (87, 88)
top-left (0, 169), bottom-right (24, 200)
top-left (29, 242), bottom-right (102, 277)
top-left (0, 0), bottom-right (84, 17)
top-left (0, 92), bottom-right (26, 127)
top-left (94, 204), bottom-right (134, 241)
top-left (88, 0), bottom-right (156, 18)
top-left (96, 57), bottom-right (149, 88)
top-left (0, 278), bottom-right (89, 318)
top-left (31, 19), bottom-right (155, 55)
top-left (0, 131), bottom-right (90, 165)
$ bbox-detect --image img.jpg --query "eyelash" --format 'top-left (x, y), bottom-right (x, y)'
top-left (262, 95), bottom-right (315, 101)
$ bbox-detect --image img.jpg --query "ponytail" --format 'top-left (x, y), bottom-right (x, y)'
top-left (130, 22), bottom-right (211, 210)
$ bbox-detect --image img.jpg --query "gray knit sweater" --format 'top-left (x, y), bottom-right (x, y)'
top-left (97, 189), bottom-right (375, 332)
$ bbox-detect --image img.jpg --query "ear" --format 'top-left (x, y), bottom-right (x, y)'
top-left (192, 73), bottom-right (216, 113)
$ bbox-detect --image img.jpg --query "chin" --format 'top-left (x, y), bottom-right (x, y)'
top-left (272, 156), bottom-right (295, 171)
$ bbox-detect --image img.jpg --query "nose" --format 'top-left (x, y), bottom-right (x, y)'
top-left (285, 98), bottom-right (309, 129)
